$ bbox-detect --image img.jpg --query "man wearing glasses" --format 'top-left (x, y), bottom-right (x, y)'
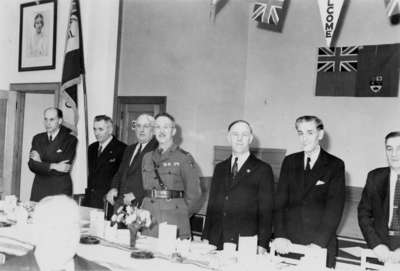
top-left (141, 113), bottom-right (202, 239)
top-left (106, 114), bottom-right (158, 208)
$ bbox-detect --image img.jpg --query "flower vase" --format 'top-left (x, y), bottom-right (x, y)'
top-left (128, 224), bottom-right (140, 248)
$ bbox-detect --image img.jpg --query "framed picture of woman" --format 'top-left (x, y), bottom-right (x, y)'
top-left (18, 0), bottom-right (57, 71)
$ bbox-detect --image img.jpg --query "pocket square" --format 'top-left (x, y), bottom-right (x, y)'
top-left (109, 158), bottom-right (116, 163)
top-left (56, 149), bottom-right (63, 153)
top-left (316, 180), bottom-right (325, 186)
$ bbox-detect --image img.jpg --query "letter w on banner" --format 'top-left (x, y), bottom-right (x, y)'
top-left (58, 0), bottom-right (88, 194)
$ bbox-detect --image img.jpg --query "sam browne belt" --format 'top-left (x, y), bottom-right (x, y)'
top-left (144, 189), bottom-right (184, 199)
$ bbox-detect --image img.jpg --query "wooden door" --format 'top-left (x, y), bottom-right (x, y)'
top-left (115, 97), bottom-right (166, 145)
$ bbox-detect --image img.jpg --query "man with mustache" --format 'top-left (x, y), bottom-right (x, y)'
top-left (141, 113), bottom-right (201, 239)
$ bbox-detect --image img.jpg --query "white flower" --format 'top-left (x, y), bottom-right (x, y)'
top-left (111, 214), bottom-right (117, 222)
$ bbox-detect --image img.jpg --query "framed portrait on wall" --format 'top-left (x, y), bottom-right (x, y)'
top-left (18, 0), bottom-right (57, 72)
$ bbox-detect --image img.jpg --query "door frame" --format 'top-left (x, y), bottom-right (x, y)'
top-left (9, 82), bottom-right (59, 197)
top-left (113, 96), bottom-right (166, 140)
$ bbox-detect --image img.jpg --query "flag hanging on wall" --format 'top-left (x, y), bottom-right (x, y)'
top-left (58, 0), bottom-right (88, 194)
top-left (384, 0), bottom-right (400, 24)
top-left (251, 0), bottom-right (288, 31)
top-left (317, 0), bottom-right (345, 47)
top-left (315, 43), bottom-right (400, 97)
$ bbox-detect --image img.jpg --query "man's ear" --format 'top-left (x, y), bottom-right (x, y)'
top-left (318, 129), bottom-right (324, 141)
top-left (172, 127), bottom-right (177, 136)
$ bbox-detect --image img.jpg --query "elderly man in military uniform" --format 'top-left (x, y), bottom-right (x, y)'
top-left (141, 113), bottom-right (201, 239)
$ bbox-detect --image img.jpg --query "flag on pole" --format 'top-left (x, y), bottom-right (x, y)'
top-left (317, 0), bottom-right (345, 47)
top-left (384, 0), bottom-right (400, 24)
top-left (59, 0), bottom-right (88, 194)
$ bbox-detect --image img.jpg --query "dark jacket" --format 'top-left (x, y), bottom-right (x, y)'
top-left (29, 125), bottom-right (78, 202)
top-left (203, 154), bottom-right (275, 249)
top-left (83, 136), bottom-right (127, 208)
top-left (110, 137), bottom-right (158, 205)
top-left (358, 167), bottom-right (400, 250)
top-left (274, 149), bottom-right (345, 268)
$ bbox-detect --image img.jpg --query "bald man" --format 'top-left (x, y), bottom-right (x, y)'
top-left (28, 107), bottom-right (78, 202)
top-left (106, 114), bottom-right (158, 207)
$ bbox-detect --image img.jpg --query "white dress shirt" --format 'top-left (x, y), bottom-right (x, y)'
top-left (129, 141), bottom-right (149, 165)
top-left (304, 145), bottom-right (321, 170)
top-left (231, 151), bottom-right (250, 172)
top-left (99, 135), bottom-right (113, 152)
top-left (388, 169), bottom-right (399, 227)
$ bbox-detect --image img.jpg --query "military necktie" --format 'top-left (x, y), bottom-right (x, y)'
top-left (49, 135), bottom-right (53, 142)
top-left (390, 175), bottom-right (400, 231)
top-left (232, 157), bottom-right (239, 178)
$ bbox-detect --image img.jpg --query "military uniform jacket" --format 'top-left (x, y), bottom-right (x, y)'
top-left (141, 143), bottom-right (202, 239)
top-left (110, 137), bottom-right (158, 205)
top-left (203, 154), bottom-right (275, 249)
top-left (358, 167), bottom-right (400, 250)
top-left (83, 137), bottom-right (126, 209)
top-left (28, 126), bottom-right (78, 202)
top-left (274, 149), bottom-right (345, 267)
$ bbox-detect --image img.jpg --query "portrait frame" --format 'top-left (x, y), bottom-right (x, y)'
top-left (18, 0), bottom-right (57, 72)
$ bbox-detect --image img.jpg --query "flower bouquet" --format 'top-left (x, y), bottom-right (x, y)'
top-left (110, 205), bottom-right (152, 248)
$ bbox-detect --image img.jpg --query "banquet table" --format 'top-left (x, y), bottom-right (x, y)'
top-left (0, 206), bottom-right (378, 271)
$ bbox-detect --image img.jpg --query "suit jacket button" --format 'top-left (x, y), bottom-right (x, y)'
top-left (223, 212), bottom-right (226, 217)
top-left (225, 196), bottom-right (229, 201)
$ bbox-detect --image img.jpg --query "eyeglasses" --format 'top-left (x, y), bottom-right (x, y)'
top-left (131, 121), bottom-right (152, 130)
top-left (153, 125), bottom-right (174, 131)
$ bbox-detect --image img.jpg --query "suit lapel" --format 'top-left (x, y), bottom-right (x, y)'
top-left (302, 149), bottom-right (329, 198)
top-left (229, 154), bottom-right (258, 189)
top-left (377, 168), bottom-right (390, 226)
top-left (94, 137), bottom-right (116, 170)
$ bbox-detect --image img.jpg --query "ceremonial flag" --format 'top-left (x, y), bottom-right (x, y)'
top-left (317, 0), bottom-right (345, 47)
top-left (355, 43), bottom-right (400, 97)
top-left (251, 0), bottom-right (288, 30)
top-left (315, 43), bottom-right (400, 97)
top-left (384, 0), bottom-right (400, 24)
top-left (315, 46), bottom-right (359, 96)
top-left (58, 0), bottom-right (88, 194)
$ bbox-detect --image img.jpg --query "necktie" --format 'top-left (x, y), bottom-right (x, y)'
top-left (305, 157), bottom-right (311, 171)
top-left (49, 135), bottom-right (53, 142)
top-left (97, 145), bottom-right (103, 157)
top-left (129, 144), bottom-right (142, 166)
top-left (390, 175), bottom-right (400, 231)
top-left (232, 157), bottom-right (239, 178)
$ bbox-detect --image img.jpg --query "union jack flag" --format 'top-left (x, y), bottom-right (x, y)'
top-left (251, 0), bottom-right (285, 25)
top-left (317, 46), bottom-right (359, 72)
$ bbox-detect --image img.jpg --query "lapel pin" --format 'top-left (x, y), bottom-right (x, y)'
top-left (246, 169), bottom-right (251, 173)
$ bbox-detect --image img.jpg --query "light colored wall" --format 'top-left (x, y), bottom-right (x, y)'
top-left (118, 0), bottom-right (249, 175)
top-left (0, 0), bottom-right (120, 195)
top-left (244, 0), bottom-right (400, 187)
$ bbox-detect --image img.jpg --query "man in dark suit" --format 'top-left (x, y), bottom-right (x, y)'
top-left (29, 107), bottom-right (78, 202)
top-left (203, 120), bottom-right (274, 253)
top-left (83, 115), bottom-right (126, 209)
top-left (3, 195), bottom-right (109, 271)
top-left (358, 131), bottom-right (400, 264)
top-left (106, 113), bottom-right (158, 207)
top-left (273, 115), bottom-right (345, 268)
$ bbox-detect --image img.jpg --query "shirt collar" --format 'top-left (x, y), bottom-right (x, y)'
top-left (48, 128), bottom-right (60, 140)
top-left (304, 145), bottom-right (321, 168)
top-left (100, 135), bottom-right (113, 150)
top-left (231, 151), bottom-right (250, 169)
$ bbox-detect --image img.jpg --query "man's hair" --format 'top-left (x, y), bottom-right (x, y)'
top-left (94, 115), bottom-right (113, 124)
top-left (44, 107), bottom-right (63, 119)
top-left (385, 131), bottom-right (400, 143)
top-left (295, 115), bottom-right (324, 130)
top-left (228, 120), bottom-right (253, 134)
top-left (135, 113), bottom-right (155, 123)
top-left (155, 112), bottom-right (175, 123)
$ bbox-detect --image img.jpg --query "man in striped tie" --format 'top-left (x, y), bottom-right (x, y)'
top-left (358, 131), bottom-right (400, 263)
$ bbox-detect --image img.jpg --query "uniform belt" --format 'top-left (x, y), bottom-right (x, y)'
top-left (388, 230), bottom-right (400, 236)
top-left (144, 189), bottom-right (184, 199)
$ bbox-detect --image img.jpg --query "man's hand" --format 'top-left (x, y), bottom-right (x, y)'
top-left (390, 248), bottom-right (400, 263)
top-left (106, 189), bottom-right (118, 205)
top-left (373, 244), bottom-right (391, 263)
top-left (30, 151), bottom-right (41, 162)
top-left (257, 246), bottom-right (267, 255)
top-left (272, 238), bottom-right (292, 254)
top-left (50, 160), bottom-right (71, 173)
top-left (123, 193), bottom-right (136, 205)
